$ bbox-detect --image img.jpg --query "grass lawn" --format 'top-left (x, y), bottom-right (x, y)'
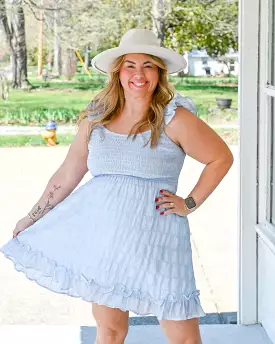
top-left (0, 87), bottom-right (238, 125)
top-left (177, 88), bottom-right (238, 123)
top-left (0, 128), bottom-right (238, 147)
top-left (0, 89), bottom-right (94, 113)
top-left (0, 134), bottom-right (75, 147)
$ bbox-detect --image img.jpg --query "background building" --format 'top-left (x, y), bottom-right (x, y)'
top-left (185, 49), bottom-right (239, 76)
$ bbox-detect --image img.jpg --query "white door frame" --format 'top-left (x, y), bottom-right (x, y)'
top-left (256, 0), bottom-right (275, 252)
top-left (238, 0), bottom-right (259, 324)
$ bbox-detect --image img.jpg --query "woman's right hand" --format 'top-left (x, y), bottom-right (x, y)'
top-left (12, 216), bottom-right (35, 238)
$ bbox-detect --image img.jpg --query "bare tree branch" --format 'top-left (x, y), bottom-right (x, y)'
top-left (25, 0), bottom-right (65, 11)
top-left (23, 0), bottom-right (42, 21)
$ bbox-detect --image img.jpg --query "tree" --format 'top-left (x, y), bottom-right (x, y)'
top-left (151, 0), bottom-right (167, 45)
top-left (63, 47), bottom-right (77, 80)
top-left (0, 0), bottom-right (31, 88)
top-left (53, 2), bottom-right (62, 75)
top-left (42, 0), bottom-right (152, 74)
top-left (165, 0), bottom-right (238, 57)
top-left (23, 0), bottom-right (69, 76)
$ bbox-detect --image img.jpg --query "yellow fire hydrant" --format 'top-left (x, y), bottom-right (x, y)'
top-left (41, 120), bottom-right (57, 146)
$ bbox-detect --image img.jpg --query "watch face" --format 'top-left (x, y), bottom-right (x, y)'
top-left (185, 197), bottom-right (196, 209)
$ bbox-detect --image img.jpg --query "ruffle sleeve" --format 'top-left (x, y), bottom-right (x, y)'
top-left (163, 93), bottom-right (198, 126)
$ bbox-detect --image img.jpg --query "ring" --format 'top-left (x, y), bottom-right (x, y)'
top-left (170, 202), bottom-right (175, 207)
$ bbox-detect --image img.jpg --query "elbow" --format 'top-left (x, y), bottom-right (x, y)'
top-left (223, 150), bottom-right (234, 169)
top-left (228, 150), bottom-right (234, 165)
top-left (226, 149), bottom-right (234, 162)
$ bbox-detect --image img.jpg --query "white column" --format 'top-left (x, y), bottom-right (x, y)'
top-left (238, 0), bottom-right (259, 324)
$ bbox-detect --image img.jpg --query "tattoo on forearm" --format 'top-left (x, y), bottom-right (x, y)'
top-left (31, 184), bottom-right (61, 218)
top-left (31, 205), bottom-right (42, 218)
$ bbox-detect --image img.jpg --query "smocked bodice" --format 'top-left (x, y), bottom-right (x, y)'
top-left (87, 93), bottom-right (197, 187)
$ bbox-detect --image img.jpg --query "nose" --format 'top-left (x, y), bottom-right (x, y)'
top-left (132, 72), bottom-right (145, 81)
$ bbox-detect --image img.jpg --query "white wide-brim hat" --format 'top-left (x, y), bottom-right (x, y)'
top-left (91, 28), bottom-right (187, 75)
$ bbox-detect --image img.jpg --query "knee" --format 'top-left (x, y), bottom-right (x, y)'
top-left (97, 326), bottom-right (128, 344)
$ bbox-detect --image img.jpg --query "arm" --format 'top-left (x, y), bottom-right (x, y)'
top-left (169, 106), bottom-right (234, 211)
top-left (26, 117), bottom-right (91, 223)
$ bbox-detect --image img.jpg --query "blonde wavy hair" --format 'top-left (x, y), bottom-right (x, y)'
top-left (76, 54), bottom-right (175, 148)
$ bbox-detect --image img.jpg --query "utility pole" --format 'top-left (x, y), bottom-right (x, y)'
top-left (38, 0), bottom-right (44, 76)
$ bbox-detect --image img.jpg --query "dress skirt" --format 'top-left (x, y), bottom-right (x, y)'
top-left (0, 173), bottom-right (206, 321)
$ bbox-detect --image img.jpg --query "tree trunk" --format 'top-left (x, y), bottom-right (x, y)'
top-left (151, 0), bottom-right (166, 45)
top-left (63, 48), bottom-right (77, 80)
top-left (37, 6), bottom-right (44, 77)
top-left (9, 0), bottom-right (31, 89)
top-left (0, 0), bottom-right (16, 85)
top-left (47, 49), bottom-right (53, 71)
top-left (11, 34), bottom-right (18, 88)
top-left (54, 8), bottom-right (62, 76)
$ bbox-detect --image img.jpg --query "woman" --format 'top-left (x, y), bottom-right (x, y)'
top-left (0, 28), bottom-right (234, 344)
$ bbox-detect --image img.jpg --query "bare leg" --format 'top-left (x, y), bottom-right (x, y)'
top-left (159, 317), bottom-right (202, 344)
top-left (92, 302), bottom-right (129, 344)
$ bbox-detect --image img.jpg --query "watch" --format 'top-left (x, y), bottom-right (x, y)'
top-left (184, 196), bottom-right (197, 210)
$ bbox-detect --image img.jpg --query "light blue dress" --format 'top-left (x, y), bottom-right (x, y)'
top-left (0, 93), bottom-right (206, 321)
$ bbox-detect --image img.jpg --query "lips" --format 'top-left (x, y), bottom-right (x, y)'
top-left (130, 81), bottom-right (148, 88)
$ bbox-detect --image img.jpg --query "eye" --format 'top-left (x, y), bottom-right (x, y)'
top-left (126, 65), bottom-right (134, 68)
top-left (144, 65), bottom-right (153, 68)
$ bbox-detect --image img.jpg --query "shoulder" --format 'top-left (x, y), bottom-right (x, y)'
top-left (85, 100), bottom-right (105, 122)
top-left (162, 93), bottom-right (202, 147)
top-left (163, 93), bottom-right (198, 126)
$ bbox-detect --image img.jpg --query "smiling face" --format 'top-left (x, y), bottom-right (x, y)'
top-left (119, 53), bottom-right (159, 98)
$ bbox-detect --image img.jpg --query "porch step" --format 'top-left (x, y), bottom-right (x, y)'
top-left (0, 323), bottom-right (272, 344)
top-left (128, 312), bottom-right (238, 325)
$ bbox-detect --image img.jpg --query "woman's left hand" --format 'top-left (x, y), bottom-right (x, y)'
top-left (155, 189), bottom-right (194, 216)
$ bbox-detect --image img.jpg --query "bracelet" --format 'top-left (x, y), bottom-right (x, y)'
top-left (183, 200), bottom-right (191, 214)
top-left (27, 212), bottom-right (35, 223)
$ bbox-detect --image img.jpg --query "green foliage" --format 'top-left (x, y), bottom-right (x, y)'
top-left (170, 76), bottom-right (238, 86)
top-left (2, 108), bottom-right (79, 125)
top-left (27, 46), bottom-right (51, 67)
top-left (30, 81), bottom-right (106, 90)
top-left (91, 0), bottom-right (152, 53)
top-left (54, 0), bottom-right (152, 55)
top-left (165, 0), bottom-right (238, 57)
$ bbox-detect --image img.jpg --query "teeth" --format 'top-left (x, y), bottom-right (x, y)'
top-left (133, 82), bottom-right (146, 86)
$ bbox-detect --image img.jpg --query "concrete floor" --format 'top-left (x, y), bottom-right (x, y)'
top-left (0, 324), bottom-right (272, 344)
